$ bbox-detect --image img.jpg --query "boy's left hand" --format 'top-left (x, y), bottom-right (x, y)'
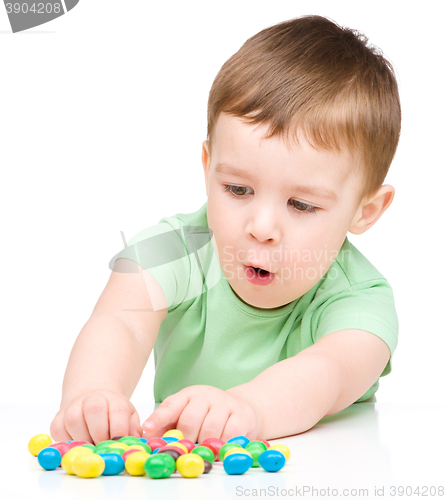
top-left (142, 385), bottom-right (262, 444)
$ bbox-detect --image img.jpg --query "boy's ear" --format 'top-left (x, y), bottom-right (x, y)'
top-left (202, 140), bottom-right (211, 196)
top-left (349, 185), bottom-right (395, 235)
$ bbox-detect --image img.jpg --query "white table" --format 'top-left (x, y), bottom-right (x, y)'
top-left (2, 402), bottom-right (445, 500)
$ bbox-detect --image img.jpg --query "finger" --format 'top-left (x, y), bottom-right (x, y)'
top-left (82, 393), bottom-right (110, 445)
top-left (142, 391), bottom-right (190, 438)
top-left (108, 397), bottom-right (133, 440)
top-left (64, 401), bottom-right (94, 444)
top-left (197, 405), bottom-right (230, 443)
top-left (50, 410), bottom-right (73, 443)
top-left (176, 398), bottom-right (211, 444)
top-left (129, 410), bottom-right (143, 438)
top-left (221, 413), bottom-right (246, 443)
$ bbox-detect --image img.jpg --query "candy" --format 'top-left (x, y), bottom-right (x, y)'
top-left (223, 447), bottom-right (252, 460)
top-left (157, 448), bottom-right (181, 462)
top-left (124, 451), bottom-right (150, 476)
top-left (128, 443), bottom-right (152, 454)
top-left (48, 441), bottom-right (71, 457)
top-left (269, 444), bottom-right (290, 462)
top-left (162, 436), bottom-right (179, 444)
top-left (203, 459), bottom-right (213, 474)
top-left (227, 435), bottom-right (250, 448)
top-left (144, 453), bottom-right (176, 479)
top-left (122, 449), bottom-right (140, 461)
top-left (28, 434), bottom-right (52, 456)
top-left (258, 449), bottom-right (286, 472)
top-left (37, 447), bottom-right (61, 470)
top-left (72, 453), bottom-right (105, 478)
top-left (61, 448), bottom-right (93, 475)
top-left (218, 442), bottom-right (242, 461)
top-left (98, 453), bottom-right (125, 476)
top-left (191, 445), bottom-right (215, 464)
top-left (118, 436), bottom-right (143, 446)
top-left (245, 441), bottom-right (267, 467)
top-left (176, 453), bottom-right (205, 478)
top-left (109, 442), bottom-right (129, 451)
top-left (201, 437), bottom-right (225, 458)
top-left (177, 439), bottom-right (195, 452)
top-left (158, 445), bottom-right (186, 456)
top-left (162, 429), bottom-right (184, 440)
top-left (223, 453), bottom-right (253, 475)
top-left (146, 438), bottom-right (167, 450)
top-left (68, 440), bottom-right (91, 449)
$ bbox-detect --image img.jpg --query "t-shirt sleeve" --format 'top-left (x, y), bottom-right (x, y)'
top-left (108, 218), bottom-right (192, 310)
top-left (313, 280), bottom-right (398, 378)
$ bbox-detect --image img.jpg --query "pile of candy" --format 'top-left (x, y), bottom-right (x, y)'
top-left (28, 430), bottom-right (290, 479)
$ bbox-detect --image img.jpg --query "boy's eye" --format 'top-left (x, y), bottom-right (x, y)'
top-left (222, 184), bottom-right (320, 215)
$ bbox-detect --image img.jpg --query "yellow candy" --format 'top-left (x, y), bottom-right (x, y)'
top-left (124, 451), bottom-right (150, 476)
top-left (28, 434), bottom-right (52, 456)
top-left (269, 444), bottom-right (291, 462)
top-left (61, 448), bottom-right (92, 475)
top-left (162, 429), bottom-right (184, 440)
top-left (176, 453), bottom-right (205, 478)
top-left (109, 442), bottom-right (129, 451)
top-left (224, 448), bottom-right (252, 460)
top-left (72, 453), bottom-right (105, 478)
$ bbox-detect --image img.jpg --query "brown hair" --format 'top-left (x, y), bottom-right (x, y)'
top-left (206, 15), bottom-right (401, 203)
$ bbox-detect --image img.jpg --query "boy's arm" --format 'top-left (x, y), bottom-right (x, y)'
top-left (227, 329), bottom-right (391, 439)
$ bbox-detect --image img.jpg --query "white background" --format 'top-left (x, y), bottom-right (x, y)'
top-left (1, 0), bottom-right (444, 427)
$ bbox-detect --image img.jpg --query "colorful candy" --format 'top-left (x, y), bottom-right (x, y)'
top-left (144, 453), bottom-right (176, 479)
top-left (176, 453), bottom-right (205, 478)
top-left (37, 447), bottom-right (61, 470)
top-left (258, 449), bottom-right (286, 472)
top-left (28, 434), bottom-right (52, 456)
top-left (28, 431), bottom-right (287, 479)
top-left (223, 452), bottom-right (253, 475)
top-left (72, 453), bottom-right (105, 478)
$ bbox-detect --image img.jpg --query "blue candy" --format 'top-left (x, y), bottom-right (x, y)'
top-left (258, 449), bottom-right (286, 472)
top-left (227, 435), bottom-right (250, 448)
top-left (162, 436), bottom-right (179, 444)
top-left (37, 447), bottom-right (62, 470)
top-left (99, 453), bottom-right (125, 475)
top-left (223, 453), bottom-right (253, 475)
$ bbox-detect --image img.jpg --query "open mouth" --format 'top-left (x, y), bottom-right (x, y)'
top-left (251, 267), bottom-right (270, 276)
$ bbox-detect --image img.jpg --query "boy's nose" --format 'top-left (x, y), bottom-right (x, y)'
top-left (247, 205), bottom-right (282, 243)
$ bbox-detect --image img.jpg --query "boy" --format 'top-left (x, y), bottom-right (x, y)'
top-left (50, 15), bottom-right (400, 445)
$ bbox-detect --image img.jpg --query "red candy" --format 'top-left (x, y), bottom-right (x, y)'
top-left (68, 440), bottom-right (91, 449)
top-left (49, 442), bottom-right (71, 457)
top-left (178, 439), bottom-right (195, 453)
top-left (146, 438), bottom-right (167, 450)
top-left (201, 438), bottom-right (225, 461)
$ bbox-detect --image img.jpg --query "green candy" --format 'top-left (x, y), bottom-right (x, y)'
top-left (245, 442), bottom-right (267, 467)
top-left (118, 436), bottom-right (144, 446)
top-left (144, 453), bottom-right (176, 479)
top-left (218, 443), bottom-right (242, 461)
top-left (191, 445), bottom-right (215, 464)
top-left (96, 440), bottom-right (117, 447)
top-left (95, 446), bottom-right (124, 456)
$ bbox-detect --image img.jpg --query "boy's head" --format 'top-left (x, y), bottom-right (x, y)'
top-left (201, 15), bottom-right (401, 310)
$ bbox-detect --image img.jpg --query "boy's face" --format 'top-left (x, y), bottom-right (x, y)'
top-left (202, 113), bottom-right (365, 310)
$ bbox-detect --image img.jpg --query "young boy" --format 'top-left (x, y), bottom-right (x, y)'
top-left (50, 15), bottom-right (400, 445)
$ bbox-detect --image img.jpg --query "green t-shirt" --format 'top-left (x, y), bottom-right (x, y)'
top-left (110, 202), bottom-right (398, 404)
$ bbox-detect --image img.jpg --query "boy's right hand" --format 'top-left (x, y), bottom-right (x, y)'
top-left (50, 390), bottom-right (143, 445)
